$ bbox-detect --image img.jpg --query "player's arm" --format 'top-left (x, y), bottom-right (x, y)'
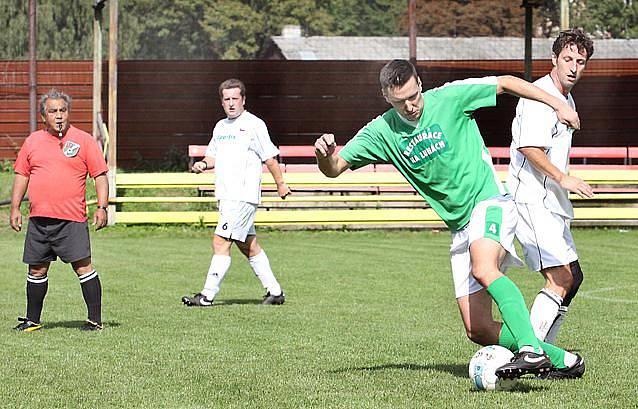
top-left (519, 147), bottom-right (594, 198)
top-left (192, 156), bottom-right (215, 173)
top-left (264, 157), bottom-right (291, 199)
top-left (9, 173), bottom-right (29, 232)
top-left (93, 173), bottom-right (109, 230)
top-left (496, 75), bottom-right (580, 130)
top-left (314, 133), bottom-right (351, 178)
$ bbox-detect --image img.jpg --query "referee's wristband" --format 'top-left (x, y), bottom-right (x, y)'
top-left (96, 205), bottom-right (108, 211)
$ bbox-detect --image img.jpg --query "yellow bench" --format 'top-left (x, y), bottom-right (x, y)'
top-left (112, 169), bottom-right (638, 227)
top-left (115, 169), bottom-right (638, 189)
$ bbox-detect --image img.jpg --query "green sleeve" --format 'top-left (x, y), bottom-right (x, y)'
top-left (433, 77), bottom-right (497, 115)
top-left (338, 119), bottom-right (389, 170)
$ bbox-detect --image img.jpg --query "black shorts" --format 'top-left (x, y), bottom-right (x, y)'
top-left (23, 217), bottom-right (91, 265)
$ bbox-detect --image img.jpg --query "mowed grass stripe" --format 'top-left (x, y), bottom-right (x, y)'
top-left (0, 227), bottom-right (637, 408)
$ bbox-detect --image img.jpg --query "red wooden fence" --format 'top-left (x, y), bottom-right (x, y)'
top-left (2, 59), bottom-right (637, 168)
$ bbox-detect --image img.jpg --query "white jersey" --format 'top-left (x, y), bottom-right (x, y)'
top-left (507, 74), bottom-right (575, 219)
top-left (205, 111), bottom-right (279, 204)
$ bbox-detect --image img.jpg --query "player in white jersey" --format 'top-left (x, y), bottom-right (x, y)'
top-left (182, 79), bottom-right (291, 307)
top-left (507, 29), bottom-right (594, 344)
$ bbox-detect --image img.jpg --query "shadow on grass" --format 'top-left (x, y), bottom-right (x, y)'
top-left (214, 298), bottom-right (263, 306)
top-left (330, 362), bottom-right (468, 378)
top-left (43, 320), bottom-right (121, 330)
top-left (331, 362), bottom-right (547, 392)
top-left (468, 382), bottom-right (546, 393)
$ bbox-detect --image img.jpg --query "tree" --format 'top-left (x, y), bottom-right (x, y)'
top-left (572, 0), bottom-right (638, 38)
top-left (122, 0), bottom-right (215, 59)
top-left (326, 0), bottom-right (404, 36)
top-left (410, 0), bottom-right (530, 37)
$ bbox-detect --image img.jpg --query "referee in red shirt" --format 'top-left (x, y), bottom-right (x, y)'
top-left (10, 89), bottom-right (109, 332)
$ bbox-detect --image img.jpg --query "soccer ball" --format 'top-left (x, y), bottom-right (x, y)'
top-left (468, 345), bottom-right (518, 391)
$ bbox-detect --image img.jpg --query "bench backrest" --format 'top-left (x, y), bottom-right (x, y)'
top-left (188, 144), bottom-right (634, 167)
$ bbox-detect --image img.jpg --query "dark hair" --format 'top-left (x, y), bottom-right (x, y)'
top-left (39, 88), bottom-right (72, 116)
top-left (218, 78), bottom-right (246, 99)
top-left (552, 28), bottom-right (594, 60)
top-left (379, 59), bottom-right (419, 92)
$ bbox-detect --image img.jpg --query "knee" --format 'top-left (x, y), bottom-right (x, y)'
top-left (569, 260), bottom-right (584, 290)
top-left (28, 266), bottom-right (48, 277)
top-left (555, 271), bottom-right (574, 292)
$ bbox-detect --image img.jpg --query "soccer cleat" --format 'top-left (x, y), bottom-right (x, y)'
top-left (495, 350), bottom-right (552, 379)
top-left (262, 291), bottom-right (285, 305)
top-left (181, 293), bottom-right (214, 307)
top-left (542, 354), bottom-right (585, 380)
top-left (80, 320), bottom-right (103, 331)
top-left (13, 317), bottom-right (43, 332)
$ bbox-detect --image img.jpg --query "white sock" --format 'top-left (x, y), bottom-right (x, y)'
top-left (248, 250), bottom-right (282, 296)
top-left (201, 255), bottom-right (231, 299)
top-left (545, 306), bottom-right (568, 344)
top-left (530, 288), bottom-right (563, 342)
top-left (563, 350), bottom-right (578, 367)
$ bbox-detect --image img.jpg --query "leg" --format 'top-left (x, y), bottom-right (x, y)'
top-left (236, 235), bottom-right (284, 304)
top-left (17, 218), bottom-right (54, 331)
top-left (202, 235), bottom-right (233, 300)
top-left (182, 234), bottom-right (232, 306)
top-left (72, 256), bottom-right (103, 329)
top-left (530, 264), bottom-right (572, 341)
top-left (543, 260), bottom-right (584, 343)
top-left (470, 237), bottom-right (540, 352)
top-left (456, 288), bottom-right (501, 346)
top-left (517, 203), bottom-right (580, 343)
top-left (21, 263), bottom-right (50, 328)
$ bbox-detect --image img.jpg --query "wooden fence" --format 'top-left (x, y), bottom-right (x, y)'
top-left (2, 59), bottom-right (637, 168)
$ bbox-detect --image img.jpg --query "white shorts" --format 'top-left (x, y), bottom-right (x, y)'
top-left (215, 200), bottom-right (257, 242)
top-left (514, 202), bottom-right (578, 272)
top-left (449, 196), bottom-right (523, 298)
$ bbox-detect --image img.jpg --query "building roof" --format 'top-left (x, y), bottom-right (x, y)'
top-left (266, 35), bottom-right (638, 60)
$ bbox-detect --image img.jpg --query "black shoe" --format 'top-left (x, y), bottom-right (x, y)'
top-left (262, 291), bottom-right (285, 305)
top-left (542, 354), bottom-right (585, 380)
top-left (182, 293), bottom-right (214, 307)
top-left (495, 350), bottom-right (552, 379)
top-left (13, 317), bottom-right (43, 332)
top-left (80, 320), bottom-right (103, 331)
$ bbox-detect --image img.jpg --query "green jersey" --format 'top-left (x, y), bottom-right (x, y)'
top-left (339, 77), bottom-right (506, 231)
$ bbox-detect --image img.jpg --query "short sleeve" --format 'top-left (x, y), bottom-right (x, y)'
top-left (205, 125), bottom-right (218, 158)
top-left (13, 138), bottom-right (32, 177)
top-left (252, 118), bottom-right (279, 161)
top-left (434, 77), bottom-right (497, 115)
top-left (85, 135), bottom-right (109, 178)
top-left (513, 98), bottom-right (556, 149)
top-left (339, 124), bottom-right (388, 170)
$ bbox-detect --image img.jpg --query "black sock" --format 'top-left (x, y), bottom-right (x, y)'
top-left (26, 274), bottom-right (48, 323)
top-left (79, 270), bottom-right (102, 324)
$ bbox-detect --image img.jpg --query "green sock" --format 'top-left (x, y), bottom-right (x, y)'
top-left (498, 323), bottom-right (567, 369)
top-left (487, 276), bottom-right (540, 352)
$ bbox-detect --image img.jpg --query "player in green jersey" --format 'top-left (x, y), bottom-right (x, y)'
top-left (314, 59), bottom-right (584, 379)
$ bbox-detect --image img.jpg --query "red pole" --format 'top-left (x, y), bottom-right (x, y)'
top-left (28, 0), bottom-right (37, 133)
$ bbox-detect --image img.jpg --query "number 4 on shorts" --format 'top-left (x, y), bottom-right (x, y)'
top-left (484, 206), bottom-right (502, 241)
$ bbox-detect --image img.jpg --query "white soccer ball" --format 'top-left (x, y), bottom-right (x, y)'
top-left (468, 345), bottom-right (518, 391)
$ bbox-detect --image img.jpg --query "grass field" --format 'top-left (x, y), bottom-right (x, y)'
top-left (0, 225), bottom-right (637, 408)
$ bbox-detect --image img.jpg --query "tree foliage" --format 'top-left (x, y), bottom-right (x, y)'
top-left (0, 0), bottom-right (634, 60)
top-left (572, 0), bottom-right (638, 39)
top-left (410, 0), bottom-right (555, 37)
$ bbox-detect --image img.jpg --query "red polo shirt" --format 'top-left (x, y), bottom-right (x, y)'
top-left (14, 125), bottom-right (109, 222)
